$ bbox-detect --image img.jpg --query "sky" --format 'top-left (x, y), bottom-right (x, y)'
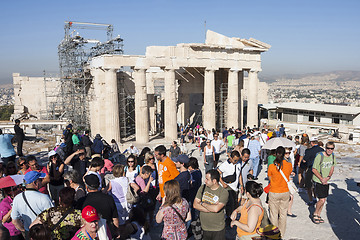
top-left (0, 0), bottom-right (359, 84)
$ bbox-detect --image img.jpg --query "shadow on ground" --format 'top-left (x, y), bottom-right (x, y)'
top-left (326, 183), bottom-right (360, 240)
top-left (345, 178), bottom-right (360, 194)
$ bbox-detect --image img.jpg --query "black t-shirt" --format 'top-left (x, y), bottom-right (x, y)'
top-left (175, 171), bottom-right (191, 201)
top-left (189, 169), bottom-right (202, 203)
top-left (82, 191), bottom-right (119, 223)
top-left (304, 145), bottom-right (324, 168)
top-left (70, 157), bottom-right (89, 177)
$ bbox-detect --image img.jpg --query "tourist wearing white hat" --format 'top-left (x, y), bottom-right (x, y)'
top-left (47, 150), bottom-right (65, 205)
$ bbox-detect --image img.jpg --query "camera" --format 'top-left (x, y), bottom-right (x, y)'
top-left (247, 174), bottom-right (255, 180)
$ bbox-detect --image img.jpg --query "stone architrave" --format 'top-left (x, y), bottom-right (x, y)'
top-left (203, 68), bottom-right (216, 131)
top-left (134, 68), bottom-right (149, 143)
top-left (164, 68), bottom-right (178, 140)
top-left (247, 69), bottom-right (259, 128)
top-left (104, 68), bottom-right (121, 143)
top-left (227, 68), bottom-right (240, 128)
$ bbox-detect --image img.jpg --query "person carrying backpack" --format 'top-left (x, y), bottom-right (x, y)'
top-left (311, 141), bottom-right (336, 224)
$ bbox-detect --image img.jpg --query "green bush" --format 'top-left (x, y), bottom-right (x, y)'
top-left (0, 105), bottom-right (14, 120)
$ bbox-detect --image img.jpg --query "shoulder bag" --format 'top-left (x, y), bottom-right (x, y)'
top-left (22, 192), bottom-right (39, 216)
top-left (126, 178), bottom-right (139, 204)
top-left (170, 205), bottom-right (186, 223)
top-left (279, 169), bottom-right (297, 195)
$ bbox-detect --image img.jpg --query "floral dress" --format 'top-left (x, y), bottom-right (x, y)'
top-left (38, 206), bottom-right (82, 240)
top-left (161, 199), bottom-right (189, 240)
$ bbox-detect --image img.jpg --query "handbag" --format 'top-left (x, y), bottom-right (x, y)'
top-left (191, 185), bottom-right (206, 240)
top-left (222, 163), bottom-right (237, 184)
top-left (279, 169), bottom-right (297, 195)
top-left (126, 179), bottom-right (139, 204)
top-left (264, 184), bottom-right (270, 194)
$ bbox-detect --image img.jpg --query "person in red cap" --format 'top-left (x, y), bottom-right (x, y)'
top-left (72, 205), bottom-right (112, 240)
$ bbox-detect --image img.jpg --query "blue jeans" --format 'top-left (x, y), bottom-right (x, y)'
top-left (251, 156), bottom-right (260, 177)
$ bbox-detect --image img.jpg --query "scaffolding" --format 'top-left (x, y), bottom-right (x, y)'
top-left (48, 21), bottom-right (124, 129)
top-left (218, 82), bottom-right (228, 130)
top-left (118, 74), bottom-right (136, 138)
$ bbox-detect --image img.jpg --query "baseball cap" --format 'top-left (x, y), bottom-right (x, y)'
top-left (82, 205), bottom-right (100, 222)
top-left (24, 171), bottom-right (46, 184)
top-left (84, 174), bottom-right (100, 189)
top-left (310, 137), bottom-right (318, 142)
top-left (172, 154), bottom-right (190, 164)
top-left (48, 150), bottom-right (57, 158)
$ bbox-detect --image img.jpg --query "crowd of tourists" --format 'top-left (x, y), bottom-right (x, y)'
top-left (0, 122), bottom-right (337, 240)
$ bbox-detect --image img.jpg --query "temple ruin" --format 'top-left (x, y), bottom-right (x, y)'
top-left (13, 30), bottom-right (270, 143)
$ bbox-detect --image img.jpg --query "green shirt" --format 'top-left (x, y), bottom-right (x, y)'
top-left (196, 185), bottom-right (229, 231)
top-left (267, 155), bottom-right (276, 167)
top-left (227, 135), bottom-right (235, 147)
top-left (312, 152), bottom-right (336, 184)
top-left (72, 134), bottom-right (80, 145)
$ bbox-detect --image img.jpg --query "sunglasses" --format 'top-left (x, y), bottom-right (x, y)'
top-left (149, 158), bottom-right (154, 160)
top-left (128, 161), bottom-right (135, 163)
top-left (326, 147), bottom-right (334, 150)
top-left (19, 162), bottom-right (26, 166)
top-left (285, 152), bottom-right (291, 154)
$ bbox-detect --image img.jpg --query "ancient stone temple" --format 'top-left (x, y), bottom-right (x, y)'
top-left (88, 30), bottom-right (270, 143)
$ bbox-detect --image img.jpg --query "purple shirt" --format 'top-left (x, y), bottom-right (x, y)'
top-left (0, 196), bottom-right (21, 236)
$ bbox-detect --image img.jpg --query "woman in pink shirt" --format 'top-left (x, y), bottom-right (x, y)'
top-left (0, 186), bottom-right (23, 239)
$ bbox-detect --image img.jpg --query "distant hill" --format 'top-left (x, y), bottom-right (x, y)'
top-left (0, 84), bottom-right (13, 89)
top-left (259, 71), bottom-right (360, 83)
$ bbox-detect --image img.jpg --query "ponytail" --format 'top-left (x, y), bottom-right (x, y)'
top-left (274, 146), bottom-right (285, 170)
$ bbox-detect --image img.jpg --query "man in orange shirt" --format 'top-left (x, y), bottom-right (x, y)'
top-left (155, 145), bottom-right (179, 201)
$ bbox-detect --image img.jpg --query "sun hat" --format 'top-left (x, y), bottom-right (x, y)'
top-left (82, 205), bottom-right (100, 222)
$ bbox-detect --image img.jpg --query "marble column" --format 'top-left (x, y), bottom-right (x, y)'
top-left (89, 68), bottom-right (103, 137)
top-left (104, 68), bottom-right (120, 143)
top-left (247, 69), bottom-right (259, 128)
top-left (203, 68), bottom-right (216, 131)
top-left (227, 69), bottom-right (240, 128)
top-left (238, 71), bottom-right (244, 129)
top-left (134, 68), bottom-right (149, 143)
top-left (164, 68), bottom-right (178, 140)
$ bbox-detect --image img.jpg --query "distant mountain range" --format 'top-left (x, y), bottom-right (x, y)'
top-left (259, 71), bottom-right (360, 83)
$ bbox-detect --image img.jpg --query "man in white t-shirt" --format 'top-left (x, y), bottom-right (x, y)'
top-left (12, 171), bottom-right (54, 233)
top-left (211, 134), bottom-right (224, 168)
top-left (217, 151), bottom-right (241, 217)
